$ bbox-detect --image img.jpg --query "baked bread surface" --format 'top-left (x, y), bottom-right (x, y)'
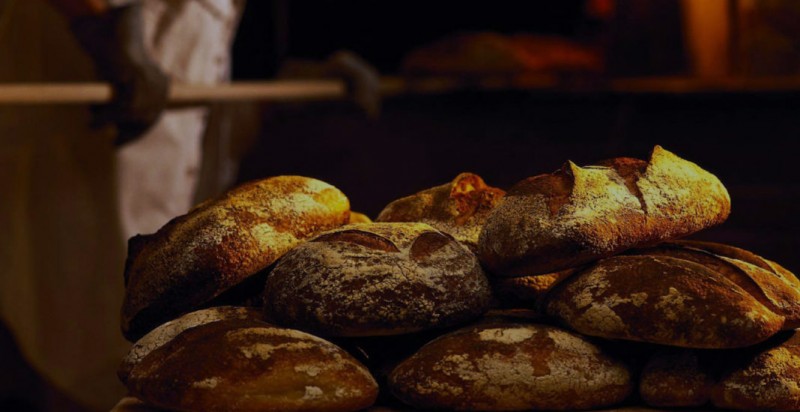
top-left (264, 222), bottom-right (492, 337)
top-left (478, 146), bottom-right (731, 276)
top-left (121, 176), bottom-right (350, 341)
top-left (388, 322), bottom-right (632, 410)
top-left (126, 319), bottom-right (378, 412)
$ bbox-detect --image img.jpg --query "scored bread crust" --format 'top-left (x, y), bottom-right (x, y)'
top-left (388, 322), bottom-right (632, 410)
top-left (121, 176), bottom-right (350, 341)
top-left (126, 319), bottom-right (379, 412)
top-left (264, 222), bottom-right (492, 337)
top-left (631, 242), bottom-right (800, 329)
top-left (545, 255), bottom-right (784, 348)
top-left (478, 146), bottom-right (731, 276)
top-left (376, 172), bottom-right (505, 251)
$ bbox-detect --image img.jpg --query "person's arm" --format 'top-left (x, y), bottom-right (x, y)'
top-left (48, 0), bottom-right (169, 146)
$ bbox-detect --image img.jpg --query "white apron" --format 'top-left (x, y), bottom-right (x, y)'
top-left (0, 0), bottom-right (242, 409)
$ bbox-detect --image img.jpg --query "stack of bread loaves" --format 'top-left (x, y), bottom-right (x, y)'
top-left (117, 146), bottom-right (800, 411)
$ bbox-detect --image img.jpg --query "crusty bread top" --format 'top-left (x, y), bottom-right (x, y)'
top-left (478, 146), bottom-right (731, 276)
top-left (376, 173), bottom-right (505, 251)
top-left (265, 222), bottom-right (492, 337)
top-left (119, 306), bottom-right (263, 383)
top-left (122, 176), bottom-right (350, 341)
top-left (546, 255), bottom-right (784, 348)
top-left (388, 321), bottom-right (632, 410)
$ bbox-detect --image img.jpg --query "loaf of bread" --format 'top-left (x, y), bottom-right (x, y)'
top-left (478, 146), bottom-right (731, 276)
top-left (264, 222), bottom-right (492, 337)
top-left (630, 242), bottom-right (800, 329)
top-left (125, 318), bottom-right (379, 412)
top-left (348, 211), bottom-right (372, 224)
top-left (639, 348), bottom-right (714, 407)
top-left (490, 269), bottom-right (575, 310)
top-left (118, 306), bottom-right (263, 383)
top-left (388, 321), bottom-right (632, 410)
top-left (121, 176), bottom-right (350, 341)
top-left (545, 255), bottom-right (784, 348)
top-left (376, 173), bottom-right (505, 251)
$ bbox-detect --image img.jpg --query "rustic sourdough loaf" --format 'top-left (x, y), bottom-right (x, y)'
top-left (545, 255), bottom-right (784, 348)
top-left (630, 242), bottom-right (800, 329)
top-left (118, 306), bottom-right (263, 383)
top-left (478, 146), bottom-right (730, 276)
top-left (121, 176), bottom-right (350, 341)
top-left (376, 173), bottom-right (505, 251)
top-left (264, 222), bottom-right (492, 337)
top-left (388, 322), bottom-right (633, 410)
top-left (125, 318), bottom-right (378, 412)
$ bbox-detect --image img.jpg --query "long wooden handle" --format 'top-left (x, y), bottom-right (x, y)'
top-left (0, 80), bottom-right (350, 104)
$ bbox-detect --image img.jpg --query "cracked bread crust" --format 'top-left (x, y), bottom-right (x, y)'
top-left (121, 176), bottom-right (350, 341)
top-left (388, 322), bottom-right (632, 410)
top-left (376, 173), bottom-right (505, 251)
top-left (477, 146), bottom-right (731, 276)
top-left (264, 222), bottom-right (492, 337)
top-left (545, 255), bottom-right (784, 348)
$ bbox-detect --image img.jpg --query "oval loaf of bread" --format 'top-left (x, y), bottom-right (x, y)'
top-left (388, 322), bottom-right (633, 410)
top-left (376, 172), bottom-right (505, 251)
top-left (118, 306), bottom-right (263, 383)
top-left (264, 222), bottom-right (492, 337)
top-left (122, 176), bottom-right (350, 341)
top-left (478, 146), bottom-right (730, 276)
top-left (545, 255), bottom-right (784, 348)
top-left (631, 242), bottom-right (800, 329)
top-left (125, 318), bottom-right (379, 412)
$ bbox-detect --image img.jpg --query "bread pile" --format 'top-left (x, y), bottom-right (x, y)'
top-left (118, 147), bottom-right (800, 411)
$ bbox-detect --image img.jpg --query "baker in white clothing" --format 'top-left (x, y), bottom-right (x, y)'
top-left (0, 0), bottom-right (244, 409)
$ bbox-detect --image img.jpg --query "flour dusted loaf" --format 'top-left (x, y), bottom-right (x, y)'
top-left (376, 172), bottom-right (505, 251)
top-left (639, 348), bottom-right (714, 407)
top-left (122, 176), bottom-right (350, 341)
top-left (478, 146), bottom-right (731, 276)
top-left (630, 242), bottom-right (800, 329)
top-left (125, 318), bottom-right (378, 412)
top-left (388, 322), bottom-right (633, 410)
top-left (545, 255), bottom-right (784, 348)
top-left (119, 306), bottom-right (263, 383)
top-left (264, 222), bottom-right (492, 337)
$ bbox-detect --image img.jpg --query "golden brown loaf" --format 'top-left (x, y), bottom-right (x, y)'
top-left (348, 211), bottom-right (372, 224)
top-left (118, 306), bottom-right (263, 383)
top-left (489, 269), bottom-right (575, 311)
top-left (388, 322), bottom-right (633, 410)
top-left (630, 242), bottom-right (800, 329)
top-left (545, 255), bottom-right (784, 348)
top-left (376, 173), bottom-right (505, 251)
top-left (478, 146), bottom-right (731, 276)
top-left (264, 222), bottom-right (492, 337)
top-left (125, 318), bottom-right (379, 412)
top-left (121, 176), bottom-right (350, 341)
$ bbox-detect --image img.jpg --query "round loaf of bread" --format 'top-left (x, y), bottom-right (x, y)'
top-left (712, 331), bottom-right (800, 410)
top-left (126, 318), bottom-right (378, 412)
top-left (376, 173), bottom-right (505, 251)
top-left (545, 255), bottom-right (784, 348)
top-left (264, 222), bottom-right (492, 337)
top-left (388, 322), bottom-right (633, 410)
top-left (478, 146), bottom-right (731, 276)
top-left (119, 306), bottom-right (263, 383)
top-left (122, 176), bottom-right (350, 341)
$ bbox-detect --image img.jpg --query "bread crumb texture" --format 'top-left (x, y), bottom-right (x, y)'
top-left (546, 255), bottom-right (784, 348)
top-left (478, 146), bottom-right (730, 276)
top-left (265, 222), bottom-right (492, 336)
top-left (388, 322), bottom-right (632, 410)
top-left (121, 176), bottom-right (350, 340)
top-left (127, 319), bottom-right (378, 412)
